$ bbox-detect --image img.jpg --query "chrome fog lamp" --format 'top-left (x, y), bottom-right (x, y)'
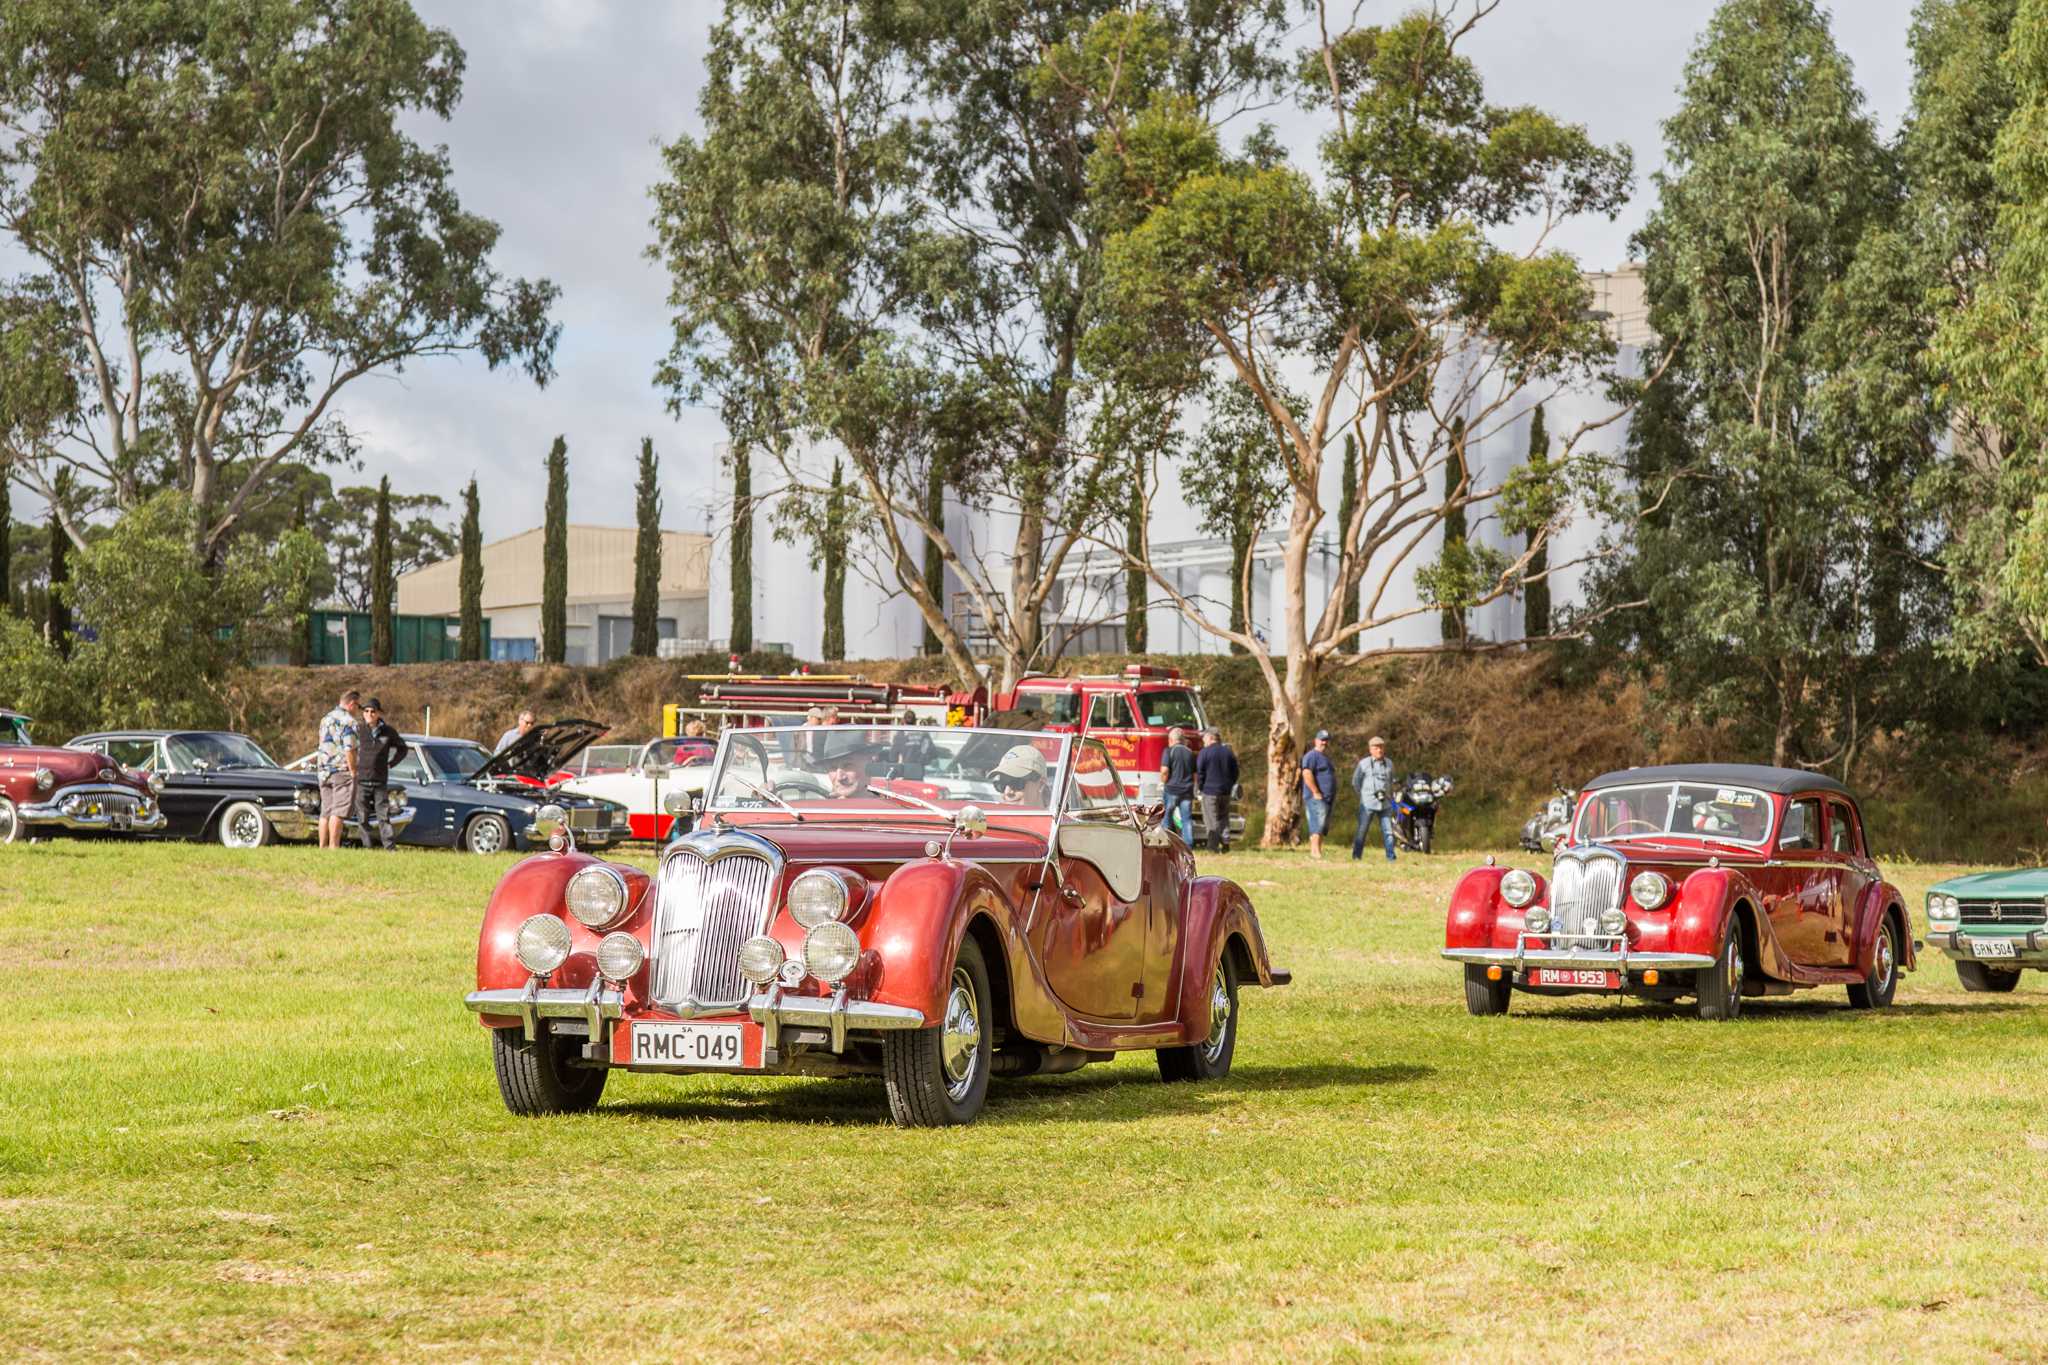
top-left (737, 935), bottom-right (786, 986)
top-left (1500, 869), bottom-right (1537, 908)
top-left (33, 767), bottom-right (53, 792)
top-left (1599, 905), bottom-right (1628, 936)
top-left (513, 914), bottom-right (573, 976)
top-left (385, 787), bottom-right (406, 812)
top-left (1630, 871), bottom-right (1671, 910)
top-left (788, 869), bottom-right (850, 928)
top-left (565, 865), bottom-right (629, 929)
top-left (596, 931), bottom-right (645, 983)
top-left (1524, 905), bottom-right (1551, 934)
top-left (802, 921), bottom-right (861, 985)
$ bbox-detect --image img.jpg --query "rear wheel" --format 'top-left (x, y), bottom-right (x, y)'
top-left (1955, 959), bottom-right (2023, 992)
top-left (1159, 954), bottom-right (1240, 1080)
top-left (217, 800), bottom-right (269, 849)
top-left (883, 935), bottom-right (992, 1126)
top-left (1462, 964), bottom-right (1511, 1016)
top-left (1848, 914), bottom-right (1900, 1009)
top-left (1696, 915), bottom-right (1744, 1020)
top-left (463, 812), bottom-right (510, 855)
top-left (491, 1027), bottom-right (606, 1115)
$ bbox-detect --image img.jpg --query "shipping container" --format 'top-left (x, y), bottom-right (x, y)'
top-left (307, 611), bottom-right (485, 665)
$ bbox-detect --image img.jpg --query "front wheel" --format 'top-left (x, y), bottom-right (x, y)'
top-left (0, 796), bottom-right (20, 845)
top-left (491, 1027), bottom-right (606, 1115)
top-left (1848, 914), bottom-right (1900, 1009)
top-left (463, 812), bottom-right (510, 855)
top-left (1696, 915), bottom-right (1744, 1020)
top-left (1956, 959), bottom-right (2023, 993)
top-left (1463, 964), bottom-right (1511, 1016)
top-left (882, 935), bottom-right (992, 1127)
top-left (1159, 954), bottom-right (1240, 1080)
top-left (1417, 816), bottom-right (1434, 854)
top-left (217, 800), bottom-right (270, 849)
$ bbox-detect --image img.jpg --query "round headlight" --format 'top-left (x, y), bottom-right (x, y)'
top-left (34, 767), bottom-right (53, 791)
top-left (1599, 906), bottom-right (1628, 936)
top-left (1525, 905), bottom-right (1551, 934)
top-left (1630, 870), bottom-right (1671, 909)
top-left (737, 935), bottom-right (786, 985)
top-left (802, 921), bottom-right (861, 984)
top-left (596, 931), bottom-right (645, 983)
top-left (513, 914), bottom-right (573, 976)
top-left (148, 772), bottom-right (167, 794)
top-left (788, 870), bottom-right (850, 929)
top-left (565, 865), bottom-right (629, 929)
top-left (1929, 894), bottom-right (1957, 923)
top-left (1500, 869), bottom-right (1537, 908)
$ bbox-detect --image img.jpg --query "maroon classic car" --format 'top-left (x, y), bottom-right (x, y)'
top-left (465, 725), bottom-right (1289, 1126)
top-left (1443, 764), bottom-right (1912, 1019)
top-left (0, 708), bottom-right (164, 843)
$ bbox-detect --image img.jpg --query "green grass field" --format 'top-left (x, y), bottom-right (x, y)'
top-left (4, 841), bottom-right (2047, 1361)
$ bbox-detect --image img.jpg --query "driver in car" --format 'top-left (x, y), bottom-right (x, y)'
top-left (824, 745), bottom-right (873, 799)
top-left (991, 744), bottom-right (1051, 806)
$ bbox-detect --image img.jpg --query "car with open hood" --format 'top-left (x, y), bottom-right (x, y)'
top-left (0, 709), bottom-right (164, 843)
top-left (377, 721), bottom-right (627, 854)
top-left (553, 736), bottom-right (719, 842)
top-left (1443, 763), bottom-right (1913, 1019)
top-left (1924, 866), bottom-right (2048, 991)
top-left (463, 723), bottom-right (1290, 1126)
top-left (67, 728), bottom-right (413, 847)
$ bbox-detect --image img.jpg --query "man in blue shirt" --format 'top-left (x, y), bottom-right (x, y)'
top-left (1352, 734), bottom-right (1396, 862)
top-left (1299, 729), bottom-right (1337, 860)
top-left (1193, 727), bottom-right (1238, 852)
top-left (1158, 727), bottom-right (1197, 843)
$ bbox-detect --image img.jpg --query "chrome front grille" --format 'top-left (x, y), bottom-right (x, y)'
top-left (1960, 900), bottom-right (2047, 927)
top-left (650, 848), bottom-right (775, 1010)
top-left (1551, 852), bottom-right (1623, 940)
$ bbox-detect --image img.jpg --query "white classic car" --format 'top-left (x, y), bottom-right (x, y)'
top-left (553, 737), bottom-right (717, 841)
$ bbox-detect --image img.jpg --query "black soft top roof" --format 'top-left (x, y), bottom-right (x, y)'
top-left (1582, 763), bottom-right (1850, 797)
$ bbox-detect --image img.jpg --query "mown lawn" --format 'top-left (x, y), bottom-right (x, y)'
top-left (3, 840), bottom-right (2046, 1361)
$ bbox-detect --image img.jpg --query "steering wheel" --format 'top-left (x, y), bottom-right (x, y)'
top-left (1604, 817), bottom-right (1660, 834)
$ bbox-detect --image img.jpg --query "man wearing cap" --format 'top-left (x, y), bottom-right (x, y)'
top-left (355, 698), bottom-right (410, 851)
top-left (823, 743), bottom-right (873, 800)
top-left (991, 744), bottom-right (1051, 807)
top-left (1352, 734), bottom-right (1395, 862)
top-left (1194, 726), bottom-right (1238, 853)
top-left (1299, 729), bottom-right (1338, 859)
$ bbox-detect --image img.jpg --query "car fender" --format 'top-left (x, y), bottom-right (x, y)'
top-left (1669, 866), bottom-right (1802, 976)
top-left (1174, 876), bottom-right (1286, 1043)
top-left (475, 851), bottom-right (653, 1021)
top-left (1849, 877), bottom-right (1915, 975)
top-left (1446, 866), bottom-right (1544, 950)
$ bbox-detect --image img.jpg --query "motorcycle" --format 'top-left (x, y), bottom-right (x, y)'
top-left (1519, 780), bottom-right (1577, 853)
top-left (1391, 771), bottom-right (1454, 853)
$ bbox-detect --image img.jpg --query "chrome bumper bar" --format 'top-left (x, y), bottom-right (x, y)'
top-left (265, 804), bottom-right (416, 842)
top-left (748, 985), bottom-right (925, 1054)
top-left (1928, 929), bottom-right (2048, 954)
top-left (1444, 930), bottom-right (1716, 975)
top-left (466, 981), bottom-right (623, 1043)
top-left (20, 784), bottom-right (166, 832)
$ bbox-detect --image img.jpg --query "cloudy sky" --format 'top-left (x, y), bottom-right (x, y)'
top-left (11, 0), bottom-right (1925, 540)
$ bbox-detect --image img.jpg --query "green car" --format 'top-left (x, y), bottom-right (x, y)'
top-left (1925, 869), bottom-right (2048, 991)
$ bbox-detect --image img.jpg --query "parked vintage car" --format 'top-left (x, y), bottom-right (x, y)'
top-left (67, 729), bottom-right (411, 847)
top-left (1924, 868), bottom-right (2048, 991)
top-left (464, 725), bottom-right (1290, 1126)
top-left (554, 736), bottom-right (719, 842)
top-left (1443, 763), bottom-right (1913, 1019)
top-left (381, 723), bottom-right (628, 854)
top-left (0, 709), bottom-right (164, 842)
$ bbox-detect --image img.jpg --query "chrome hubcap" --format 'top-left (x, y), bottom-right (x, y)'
top-left (940, 968), bottom-right (981, 1101)
top-left (228, 810), bottom-right (261, 846)
top-left (0, 801), bottom-right (16, 843)
top-left (1728, 942), bottom-right (1743, 1008)
top-left (473, 820), bottom-right (503, 853)
top-left (1200, 965), bottom-right (1232, 1061)
top-left (1876, 930), bottom-right (1894, 991)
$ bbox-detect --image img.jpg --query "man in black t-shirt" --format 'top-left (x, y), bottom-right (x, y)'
top-left (1159, 726), bottom-right (1197, 842)
top-left (354, 698), bottom-right (411, 851)
top-left (1194, 727), bottom-right (1239, 852)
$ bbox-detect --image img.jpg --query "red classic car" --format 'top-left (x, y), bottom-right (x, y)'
top-left (465, 725), bottom-right (1289, 1125)
top-left (1443, 763), bottom-right (1912, 1019)
top-left (0, 708), bottom-right (164, 843)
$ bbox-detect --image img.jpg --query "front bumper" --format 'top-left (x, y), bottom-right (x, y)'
top-left (19, 784), bottom-right (166, 833)
top-left (1927, 929), bottom-right (2048, 962)
top-left (265, 803), bottom-right (416, 842)
top-left (464, 982), bottom-right (927, 1056)
top-left (1443, 930), bottom-right (1716, 975)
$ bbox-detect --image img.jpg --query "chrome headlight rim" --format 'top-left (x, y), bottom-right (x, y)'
top-left (33, 767), bottom-right (54, 792)
top-left (737, 935), bottom-right (786, 986)
top-left (1599, 905), bottom-right (1628, 936)
top-left (1928, 893), bottom-right (1958, 923)
top-left (565, 864), bottom-right (630, 930)
top-left (513, 914), bottom-right (573, 976)
top-left (1629, 870), bottom-right (1671, 910)
top-left (147, 772), bottom-right (168, 794)
top-left (595, 931), bottom-right (646, 984)
top-left (1499, 868), bottom-right (1538, 909)
top-left (1524, 904), bottom-right (1552, 934)
top-left (802, 921), bottom-right (861, 986)
top-left (788, 869), bottom-right (852, 929)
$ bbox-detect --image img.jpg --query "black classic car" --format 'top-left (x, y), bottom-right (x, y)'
top-left (66, 729), bottom-right (412, 847)
top-left (290, 720), bottom-right (627, 854)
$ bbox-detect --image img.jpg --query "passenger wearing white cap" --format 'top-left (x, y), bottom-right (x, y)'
top-left (991, 744), bottom-right (1051, 807)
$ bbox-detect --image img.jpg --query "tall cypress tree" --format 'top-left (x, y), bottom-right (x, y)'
top-left (632, 438), bottom-right (662, 658)
top-left (370, 475), bottom-right (395, 665)
top-left (728, 444), bottom-right (752, 655)
top-left (1338, 435), bottom-right (1361, 653)
top-left (458, 477), bottom-right (484, 661)
top-left (1523, 405), bottom-right (1551, 641)
top-left (542, 436), bottom-right (569, 664)
top-left (287, 489), bottom-right (312, 666)
top-left (45, 494), bottom-right (68, 657)
top-left (1440, 418), bottom-right (1468, 646)
top-left (921, 462), bottom-right (944, 655)
top-left (821, 459), bottom-right (847, 659)
top-left (0, 467), bottom-right (12, 615)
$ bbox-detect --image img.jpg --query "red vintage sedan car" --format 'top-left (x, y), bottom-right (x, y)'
top-left (465, 725), bottom-right (1289, 1125)
top-left (1443, 764), bottom-right (1912, 1019)
top-left (0, 708), bottom-right (163, 842)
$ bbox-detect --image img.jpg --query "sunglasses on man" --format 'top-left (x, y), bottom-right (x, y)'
top-left (991, 773), bottom-right (1027, 792)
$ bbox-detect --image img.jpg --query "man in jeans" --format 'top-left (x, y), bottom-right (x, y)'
top-left (1299, 729), bottom-right (1337, 860)
top-left (1159, 726), bottom-right (1197, 842)
top-left (1194, 726), bottom-right (1238, 852)
top-left (316, 689), bottom-right (362, 849)
top-left (354, 697), bottom-right (410, 851)
top-left (1352, 734), bottom-right (1396, 862)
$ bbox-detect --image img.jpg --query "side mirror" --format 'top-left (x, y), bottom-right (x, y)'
top-left (663, 790), bottom-right (697, 817)
top-left (954, 805), bottom-right (988, 839)
top-left (532, 803), bottom-right (571, 851)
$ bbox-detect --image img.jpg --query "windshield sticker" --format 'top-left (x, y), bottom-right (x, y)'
top-left (1716, 789), bottom-right (1757, 807)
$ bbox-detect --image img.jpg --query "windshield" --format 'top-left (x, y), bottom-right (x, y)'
top-left (572, 744), bottom-right (643, 774)
top-left (0, 715), bottom-right (27, 746)
top-left (424, 742), bottom-right (490, 781)
top-left (1574, 781), bottom-right (1775, 846)
top-left (167, 733), bottom-right (278, 771)
top-left (1136, 688), bottom-right (1203, 729)
top-left (1012, 687), bottom-right (1082, 726)
top-left (705, 726), bottom-right (1070, 816)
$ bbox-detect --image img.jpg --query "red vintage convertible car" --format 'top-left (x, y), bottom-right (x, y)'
top-left (1443, 764), bottom-right (1912, 1019)
top-left (465, 725), bottom-right (1289, 1125)
top-left (0, 708), bottom-right (163, 842)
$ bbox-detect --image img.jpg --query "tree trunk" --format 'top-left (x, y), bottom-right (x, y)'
top-left (1004, 499), bottom-right (1044, 692)
top-left (1125, 456), bottom-right (1146, 652)
top-left (921, 463), bottom-right (944, 656)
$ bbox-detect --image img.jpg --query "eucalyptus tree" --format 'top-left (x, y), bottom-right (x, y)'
top-left (0, 0), bottom-right (559, 561)
top-left (1087, 4), bottom-right (1632, 843)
